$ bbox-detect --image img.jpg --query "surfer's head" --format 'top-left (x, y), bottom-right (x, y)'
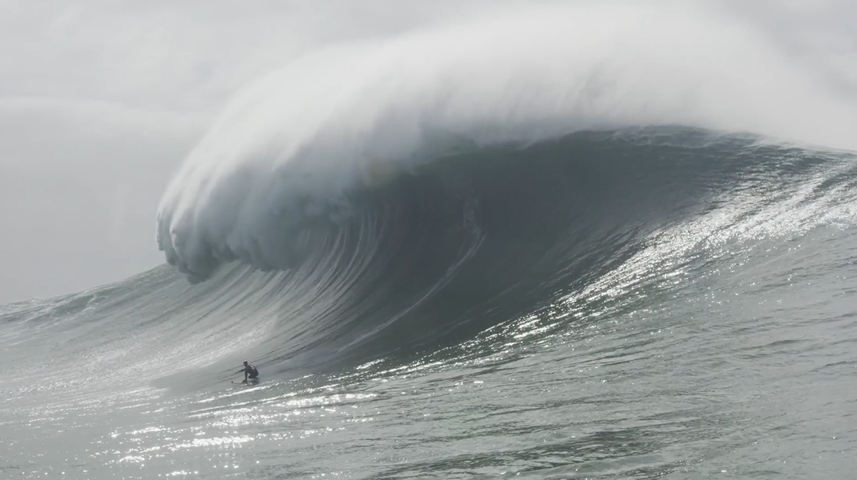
top-left (243, 361), bottom-right (248, 366)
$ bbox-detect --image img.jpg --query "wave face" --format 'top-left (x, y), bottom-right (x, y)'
top-left (62, 129), bottom-right (857, 376)
top-left (7, 129), bottom-right (857, 381)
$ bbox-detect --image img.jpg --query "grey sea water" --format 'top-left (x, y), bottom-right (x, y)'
top-left (2, 132), bottom-right (856, 479)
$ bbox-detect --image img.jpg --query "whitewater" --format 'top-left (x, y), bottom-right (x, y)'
top-left (3, 2), bottom-right (857, 479)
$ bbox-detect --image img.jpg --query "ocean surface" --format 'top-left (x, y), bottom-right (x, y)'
top-left (2, 127), bottom-right (856, 479)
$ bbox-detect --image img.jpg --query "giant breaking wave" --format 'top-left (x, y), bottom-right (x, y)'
top-left (155, 1), bottom-right (857, 285)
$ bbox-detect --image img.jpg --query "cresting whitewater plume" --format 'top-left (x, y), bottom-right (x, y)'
top-left (3, 1), bottom-right (857, 479)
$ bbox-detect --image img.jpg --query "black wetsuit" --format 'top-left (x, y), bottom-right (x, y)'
top-left (245, 364), bottom-right (259, 379)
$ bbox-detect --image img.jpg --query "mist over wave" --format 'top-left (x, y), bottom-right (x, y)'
top-left (155, 1), bottom-right (857, 282)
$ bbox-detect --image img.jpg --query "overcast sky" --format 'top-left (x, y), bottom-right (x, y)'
top-left (1, 0), bottom-right (855, 304)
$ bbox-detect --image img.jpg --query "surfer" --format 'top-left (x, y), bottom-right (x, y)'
top-left (236, 361), bottom-right (259, 383)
